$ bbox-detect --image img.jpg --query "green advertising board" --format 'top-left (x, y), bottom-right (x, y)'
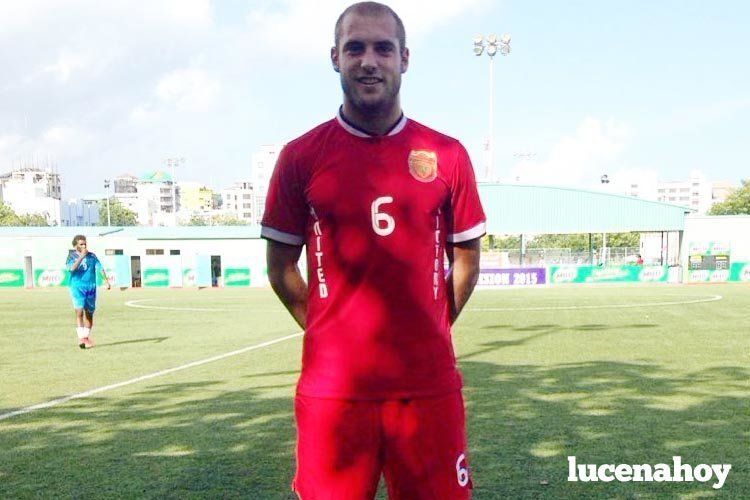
top-left (224, 267), bottom-right (251, 287)
top-left (689, 262), bottom-right (750, 283)
top-left (143, 268), bottom-right (170, 287)
top-left (0, 269), bottom-right (25, 287)
top-left (549, 265), bottom-right (669, 284)
top-left (34, 268), bottom-right (70, 287)
top-left (688, 269), bottom-right (728, 283)
top-left (730, 262), bottom-right (750, 282)
top-left (688, 241), bottom-right (730, 255)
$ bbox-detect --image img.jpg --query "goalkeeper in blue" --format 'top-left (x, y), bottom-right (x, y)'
top-left (67, 235), bottom-right (110, 349)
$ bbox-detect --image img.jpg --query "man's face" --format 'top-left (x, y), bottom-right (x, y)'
top-left (75, 240), bottom-right (87, 252)
top-left (332, 12), bottom-right (409, 115)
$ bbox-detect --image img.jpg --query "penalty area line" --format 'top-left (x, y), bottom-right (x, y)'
top-left (0, 331), bottom-right (303, 422)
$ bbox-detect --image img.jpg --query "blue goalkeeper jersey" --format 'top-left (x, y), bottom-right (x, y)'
top-left (67, 252), bottom-right (101, 288)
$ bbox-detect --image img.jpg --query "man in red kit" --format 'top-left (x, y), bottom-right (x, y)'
top-left (261, 2), bottom-right (485, 498)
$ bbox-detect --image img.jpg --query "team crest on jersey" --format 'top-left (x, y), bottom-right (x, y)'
top-left (408, 150), bottom-right (438, 182)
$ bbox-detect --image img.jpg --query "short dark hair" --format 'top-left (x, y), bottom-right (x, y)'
top-left (334, 2), bottom-right (406, 53)
top-left (72, 235), bottom-right (87, 247)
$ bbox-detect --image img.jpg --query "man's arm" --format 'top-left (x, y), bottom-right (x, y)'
top-left (266, 239), bottom-right (308, 329)
top-left (446, 237), bottom-right (481, 325)
top-left (90, 255), bottom-right (111, 289)
top-left (99, 267), bottom-right (111, 289)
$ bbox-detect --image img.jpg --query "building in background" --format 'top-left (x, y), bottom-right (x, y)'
top-left (60, 199), bottom-right (100, 226)
top-left (177, 182), bottom-right (215, 224)
top-left (211, 192), bottom-right (223, 210)
top-left (111, 174), bottom-right (150, 225)
top-left (250, 144), bottom-right (283, 225)
top-left (616, 170), bottom-right (738, 215)
top-left (619, 172), bottom-right (659, 202)
top-left (114, 174), bottom-right (138, 195)
top-left (655, 170), bottom-right (713, 214)
top-left (110, 171), bottom-right (179, 226)
top-left (0, 165), bottom-right (62, 225)
top-left (139, 170), bottom-right (179, 219)
top-left (220, 180), bottom-right (254, 223)
top-left (179, 182), bottom-right (214, 212)
top-left (218, 141), bottom-right (282, 225)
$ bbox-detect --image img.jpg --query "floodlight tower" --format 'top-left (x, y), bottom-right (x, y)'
top-left (103, 179), bottom-right (111, 226)
top-left (473, 33), bottom-right (511, 182)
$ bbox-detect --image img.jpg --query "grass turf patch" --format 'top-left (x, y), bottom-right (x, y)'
top-left (1, 284), bottom-right (748, 498)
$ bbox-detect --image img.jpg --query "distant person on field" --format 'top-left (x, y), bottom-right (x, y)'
top-left (636, 254), bottom-right (644, 266)
top-left (212, 262), bottom-right (220, 286)
top-left (66, 235), bottom-right (110, 349)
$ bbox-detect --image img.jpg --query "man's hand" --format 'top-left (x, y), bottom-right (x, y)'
top-left (446, 237), bottom-right (481, 324)
top-left (267, 240), bottom-right (308, 329)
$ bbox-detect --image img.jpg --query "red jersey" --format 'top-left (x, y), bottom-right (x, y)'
top-left (262, 111), bottom-right (486, 399)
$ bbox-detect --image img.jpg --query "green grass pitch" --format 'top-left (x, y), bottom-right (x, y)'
top-left (1, 284), bottom-right (748, 499)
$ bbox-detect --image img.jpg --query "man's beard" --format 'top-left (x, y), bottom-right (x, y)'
top-left (341, 75), bottom-right (400, 116)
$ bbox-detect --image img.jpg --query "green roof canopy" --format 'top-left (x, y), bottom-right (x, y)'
top-left (479, 184), bottom-right (692, 234)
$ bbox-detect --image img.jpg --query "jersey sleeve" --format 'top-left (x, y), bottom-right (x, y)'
top-left (261, 145), bottom-right (308, 246)
top-left (447, 143), bottom-right (486, 243)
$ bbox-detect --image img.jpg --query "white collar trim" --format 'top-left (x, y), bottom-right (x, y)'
top-left (336, 109), bottom-right (408, 138)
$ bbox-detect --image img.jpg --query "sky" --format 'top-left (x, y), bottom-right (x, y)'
top-left (1, 0), bottom-right (748, 200)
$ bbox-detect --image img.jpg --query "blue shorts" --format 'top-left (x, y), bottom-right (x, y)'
top-left (70, 284), bottom-right (97, 312)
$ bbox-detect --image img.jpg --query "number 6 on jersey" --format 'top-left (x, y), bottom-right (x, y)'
top-left (371, 196), bottom-right (395, 236)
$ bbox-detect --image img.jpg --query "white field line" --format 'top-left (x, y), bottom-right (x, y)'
top-left (124, 299), bottom-right (231, 312)
top-left (0, 332), bottom-right (303, 422)
top-left (466, 294), bottom-right (722, 312)
top-left (128, 294), bottom-right (723, 314)
top-left (124, 299), bottom-right (284, 313)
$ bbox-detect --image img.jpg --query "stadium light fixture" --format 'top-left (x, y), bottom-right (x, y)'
top-left (473, 35), bottom-right (484, 56)
top-left (472, 32), bottom-right (512, 182)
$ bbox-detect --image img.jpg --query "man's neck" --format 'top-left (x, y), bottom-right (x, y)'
top-left (341, 102), bottom-right (403, 137)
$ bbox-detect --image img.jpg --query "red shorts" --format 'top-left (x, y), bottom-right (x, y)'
top-left (292, 391), bottom-right (472, 500)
